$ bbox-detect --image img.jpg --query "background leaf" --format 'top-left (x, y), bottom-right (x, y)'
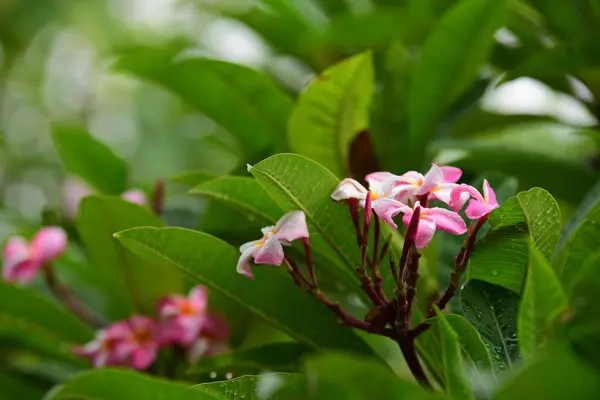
top-left (77, 196), bottom-right (182, 320)
top-left (115, 227), bottom-right (375, 356)
top-left (461, 280), bottom-right (521, 372)
top-left (288, 51), bottom-right (374, 177)
top-left (52, 126), bottom-right (127, 194)
top-left (196, 373), bottom-right (292, 400)
top-left (518, 246), bottom-right (568, 362)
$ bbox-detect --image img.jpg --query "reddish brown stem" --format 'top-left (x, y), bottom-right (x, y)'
top-left (302, 238), bottom-right (318, 288)
top-left (152, 179), bottom-right (165, 215)
top-left (398, 336), bottom-right (432, 389)
top-left (348, 199), bottom-right (362, 245)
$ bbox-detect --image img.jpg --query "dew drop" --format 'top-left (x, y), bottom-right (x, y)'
top-left (491, 269), bottom-right (499, 276)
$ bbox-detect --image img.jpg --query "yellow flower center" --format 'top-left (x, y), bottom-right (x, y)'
top-left (370, 191), bottom-right (380, 201)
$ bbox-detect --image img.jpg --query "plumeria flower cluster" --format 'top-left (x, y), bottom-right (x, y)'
top-left (236, 164), bottom-right (500, 389)
top-left (73, 286), bottom-right (229, 370)
top-left (2, 226), bottom-right (67, 283)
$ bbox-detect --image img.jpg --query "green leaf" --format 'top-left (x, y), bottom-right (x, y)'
top-left (0, 282), bottom-right (93, 359)
top-left (468, 188), bottom-right (561, 293)
top-left (557, 180), bottom-right (600, 253)
top-left (190, 177), bottom-right (283, 226)
top-left (288, 51), bottom-right (374, 177)
top-left (493, 347), bottom-right (600, 400)
top-left (45, 369), bottom-right (221, 399)
top-left (518, 246), bottom-right (568, 362)
top-left (115, 227), bottom-right (374, 355)
top-left (435, 311), bottom-right (474, 399)
top-left (461, 280), bottom-right (521, 372)
top-left (196, 373), bottom-right (292, 400)
top-left (406, 0), bottom-right (508, 167)
top-left (114, 47), bottom-right (294, 155)
top-left (527, 0), bottom-right (593, 40)
top-left (0, 371), bottom-right (47, 400)
top-left (249, 154), bottom-right (362, 289)
top-left (170, 170), bottom-right (219, 187)
top-left (52, 126), bottom-right (127, 194)
top-left (77, 196), bottom-right (182, 320)
top-left (188, 343), bottom-right (312, 375)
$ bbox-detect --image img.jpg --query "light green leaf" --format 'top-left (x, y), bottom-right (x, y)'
top-left (406, 0), bottom-right (508, 167)
top-left (468, 188), bottom-right (561, 293)
top-left (45, 369), bottom-right (221, 400)
top-left (115, 227), bottom-right (374, 355)
top-left (188, 343), bottom-right (311, 375)
top-left (518, 246), bottom-right (568, 362)
top-left (461, 280), bottom-right (521, 372)
top-left (52, 126), bottom-right (127, 194)
top-left (170, 170), bottom-right (219, 187)
top-left (114, 47), bottom-right (294, 155)
top-left (0, 282), bottom-right (93, 361)
top-left (197, 373), bottom-right (292, 400)
top-left (77, 196), bottom-right (182, 320)
top-left (190, 177), bottom-right (283, 226)
top-left (288, 51), bottom-right (374, 177)
top-left (435, 311), bottom-right (474, 399)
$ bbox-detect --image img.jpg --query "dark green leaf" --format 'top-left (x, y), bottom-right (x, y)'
top-left (461, 280), bottom-right (521, 372)
top-left (115, 227), bottom-right (374, 355)
top-left (518, 246), bottom-right (568, 362)
top-left (77, 196), bottom-right (182, 320)
top-left (288, 52), bottom-right (374, 177)
top-left (197, 373), bottom-right (292, 400)
top-left (435, 311), bottom-right (474, 399)
top-left (114, 47), bottom-right (294, 155)
top-left (406, 0), bottom-right (508, 167)
top-left (190, 177), bottom-right (283, 227)
top-left (527, 0), bottom-right (593, 40)
top-left (468, 188), bottom-right (561, 292)
top-left (0, 371), bottom-right (47, 400)
top-left (188, 343), bottom-right (312, 375)
top-left (45, 369), bottom-right (221, 399)
top-left (170, 170), bottom-right (219, 187)
top-left (52, 126), bottom-right (127, 194)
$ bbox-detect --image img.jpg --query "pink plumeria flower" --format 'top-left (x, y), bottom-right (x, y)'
top-left (331, 178), bottom-right (406, 228)
top-left (72, 322), bottom-right (131, 368)
top-left (399, 202), bottom-right (467, 248)
top-left (157, 286), bottom-right (208, 346)
top-left (122, 189), bottom-right (148, 206)
top-left (450, 180), bottom-right (499, 220)
top-left (61, 178), bottom-right (94, 219)
top-left (2, 227), bottom-right (67, 284)
top-left (237, 211), bottom-right (309, 279)
top-left (187, 312), bottom-right (230, 363)
top-left (366, 164), bottom-right (468, 206)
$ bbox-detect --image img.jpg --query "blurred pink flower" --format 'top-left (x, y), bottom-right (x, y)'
top-left (2, 227), bottom-right (67, 283)
top-left (331, 177), bottom-right (406, 228)
top-left (157, 286), bottom-right (208, 346)
top-left (73, 315), bottom-right (159, 370)
top-left (399, 202), bottom-right (467, 248)
top-left (121, 189), bottom-right (148, 206)
top-left (187, 312), bottom-right (230, 364)
top-left (237, 211), bottom-right (309, 279)
top-left (450, 180), bottom-right (499, 220)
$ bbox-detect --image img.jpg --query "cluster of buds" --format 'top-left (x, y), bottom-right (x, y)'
top-left (72, 286), bottom-right (230, 370)
top-left (236, 164), bottom-right (499, 388)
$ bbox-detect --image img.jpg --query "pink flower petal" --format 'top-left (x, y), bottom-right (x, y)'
top-left (189, 286), bottom-right (208, 311)
top-left (157, 296), bottom-right (180, 318)
top-left (450, 184), bottom-right (483, 211)
top-left (440, 166), bottom-right (462, 183)
top-left (465, 200), bottom-right (499, 220)
top-left (483, 179), bottom-right (498, 206)
top-left (331, 178), bottom-right (368, 201)
top-left (62, 178), bottom-right (94, 219)
top-left (237, 245), bottom-right (258, 279)
top-left (429, 183), bottom-right (458, 206)
top-left (414, 164), bottom-right (445, 195)
top-left (2, 237), bottom-right (35, 282)
top-left (253, 236), bottom-right (284, 266)
top-left (424, 208), bottom-right (467, 235)
top-left (372, 198), bottom-right (409, 229)
top-left (130, 347), bottom-right (157, 370)
top-left (3, 236), bottom-right (29, 266)
top-left (203, 312), bottom-right (231, 340)
top-left (3, 259), bottom-right (41, 284)
top-left (274, 211), bottom-right (309, 241)
top-left (398, 171), bottom-right (423, 183)
top-left (414, 219), bottom-right (437, 249)
top-left (30, 227), bottom-right (67, 265)
top-left (128, 315), bottom-right (155, 333)
top-left (365, 171), bottom-right (398, 184)
top-left (122, 189), bottom-right (147, 206)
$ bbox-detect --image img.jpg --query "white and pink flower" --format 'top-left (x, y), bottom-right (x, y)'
top-left (157, 286), bottom-right (208, 346)
top-left (398, 202), bottom-right (467, 248)
top-left (450, 179), bottom-right (499, 220)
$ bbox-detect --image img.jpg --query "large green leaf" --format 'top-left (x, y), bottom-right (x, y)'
top-left (527, 0), bottom-right (594, 40)
top-left (406, 0), bottom-right (508, 167)
top-left (45, 369), bottom-right (221, 399)
top-left (190, 177), bottom-right (283, 227)
top-left (77, 196), bottom-right (182, 320)
top-left (197, 373), bottom-right (292, 400)
top-left (115, 227), bottom-right (374, 355)
top-left (114, 47), bottom-right (294, 155)
top-left (188, 342), bottom-right (311, 375)
top-left (518, 246), bottom-right (568, 362)
top-left (249, 154), bottom-right (362, 288)
top-left (52, 126), bottom-right (127, 194)
top-left (0, 282), bottom-right (93, 360)
top-left (288, 51), bottom-right (374, 177)
top-left (461, 280), bottom-right (521, 372)
top-left (435, 312), bottom-right (474, 399)
top-left (467, 188), bottom-right (561, 293)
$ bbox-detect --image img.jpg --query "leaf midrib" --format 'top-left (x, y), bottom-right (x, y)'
top-left (190, 188), bottom-right (279, 225)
